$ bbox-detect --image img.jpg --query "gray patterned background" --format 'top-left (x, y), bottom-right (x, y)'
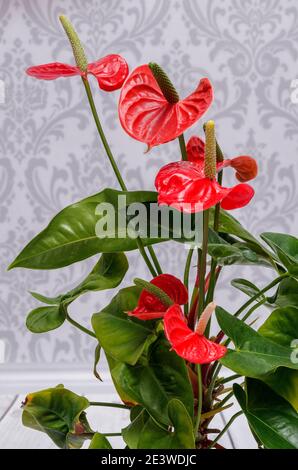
top-left (0, 0), bottom-right (298, 370)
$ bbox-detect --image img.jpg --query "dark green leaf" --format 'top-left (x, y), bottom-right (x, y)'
top-left (271, 277), bottom-right (298, 308)
top-left (231, 278), bottom-right (264, 299)
top-left (89, 433), bottom-right (112, 449)
top-left (138, 399), bottom-right (195, 449)
top-left (92, 286), bottom-right (157, 366)
top-left (216, 307), bottom-right (298, 377)
top-left (26, 305), bottom-right (66, 333)
top-left (29, 292), bottom-right (61, 305)
top-left (22, 385), bottom-right (90, 448)
top-left (9, 189), bottom-right (162, 270)
top-left (208, 243), bottom-right (270, 267)
top-left (234, 380), bottom-right (298, 449)
top-left (261, 232), bottom-right (298, 275)
top-left (259, 306), bottom-right (298, 411)
top-left (111, 337), bottom-right (194, 426)
top-left (122, 408), bottom-right (150, 449)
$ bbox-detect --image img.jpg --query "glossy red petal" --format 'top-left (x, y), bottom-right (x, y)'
top-left (220, 183), bottom-right (255, 210)
top-left (164, 305), bottom-right (227, 364)
top-left (128, 274), bottom-right (188, 321)
top-left (88, 54), bottom-right (129, 91)
top-left (118, 64), bottom-right (213, 146)
top-left (26, 63), bottom-right (81, 80)
top-left (186, 136), bottom-right (205, 162)
top-left (230, 156), bottom-right (258, 182)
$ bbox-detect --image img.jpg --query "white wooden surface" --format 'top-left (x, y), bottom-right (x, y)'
top-left (0, 366), bottom-right (257, 449)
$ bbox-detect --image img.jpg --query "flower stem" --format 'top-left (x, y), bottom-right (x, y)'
top-left (136, 239), bottom-right (157, 277)
top-left (82, 78), bottom-right (127, 191)
top-left (147, 246), bottom-right (163, 275)
top-left (89, 401), bottom-right (130, 410)
top-left (194, 364), bottom-right (203, 436)
top-left (82, 77), bottom-right (162, 278)
top-left (184, 248), bottom-right (194, 315)
top-left (66, 312), bottom-right (96, 338)
top-left (197, 210), bottom-right (209, 319)
top-left (208, 411), bottom-right (243, 448)
top-left (178, 134), bottom-right (188, 161)
top-left (218, 374), bottom-right (241, 385)
top-left (234, 274), bottom-right (288, 319)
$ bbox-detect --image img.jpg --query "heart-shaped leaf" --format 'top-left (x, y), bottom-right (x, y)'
top-left (259, 306), bottom-right (298, 410)
top-left (137, 400), bottom-right (195, 449)
top-left (22, 385), bottom-right (90, 449)
top-left (261, 232), bottom-right (298, 276)
top-left (110, 337), bottom-right (194, 426)
top-left (216, 307), bottom-right (298, 377)
top-left (208, 243), bottom-right (270, 267)
top-left (9, 189), bottom-right (162, 270)
top-left (89, 432), bottom-right (112, 449)
top-left (92, 286), bottom-right (157, 366)
top-left (234, 380), bottom-right (298, 449)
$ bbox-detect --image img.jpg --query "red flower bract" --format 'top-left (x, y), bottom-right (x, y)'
top-left (118, 65), bottom-right (213, 147)
top-left (26, 54), bottom-right (129, 92)
top-left (127, 274), bottom-right (188, 321)
top-left (164, 304), bottom-right (227, 364)
top-left (186, 136), bottom-right (258, 183)
top-left (155, 160), bottom-right (254, 213)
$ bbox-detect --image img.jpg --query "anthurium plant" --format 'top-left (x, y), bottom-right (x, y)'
top-left (9, 16), bottom-right (298, 449)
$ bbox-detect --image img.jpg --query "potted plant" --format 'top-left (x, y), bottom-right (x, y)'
top-left (9, 16), bottom-right (298, 450)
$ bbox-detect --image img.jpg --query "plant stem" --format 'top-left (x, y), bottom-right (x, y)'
top-left (194, 364), bottom-right (203, 436)
top-left (197, 210), bottom-right (209, 319)
top-left (208, 411), bottom-right (243, 448)
top-left (82, 77), bottom-right (162, 277)
top-left (178, 134), bottom-right (188, 161)
top-left (103, 433), bottom-right (122, 437)
top-left (82, 78), bottom-right (126, 191)
top-left (89, 401), bottom-right (130, 410)
top-left (66, 312), bottom-right (96, 338)
top-left (184, 248), bottom-right (194, 315)
top-left (234, 274), bottom-right (288, 319)
top-left (205, 361), bottom-right (221, 408)
top-left (216, 390), bottom-right (234, 408)
top-left (147, 246), bottom-right (163, 275)
top-left (136, 239), bottom-right (157, 277)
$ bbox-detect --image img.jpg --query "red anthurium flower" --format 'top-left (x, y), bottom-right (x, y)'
top-left (186, 136), bottom-right (258, 183)
top-left (155, 160), bottom-right (254, 213)
top-left (127, 274), bottom-right (188, 321)
top-left (164, 302), bottom-right (227, 364)
top-left (118, 64), bottom-right (213, 147)
top-left (26, 54), bottom-right (129, 92)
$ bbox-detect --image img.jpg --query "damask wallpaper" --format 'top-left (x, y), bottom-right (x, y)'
top-left (0, 0), bottom-right (297, 370)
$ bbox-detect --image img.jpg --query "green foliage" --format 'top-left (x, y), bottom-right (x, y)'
top-left (22, 385), bottom-right (91, 449)
top-left (235, 380), bottom-right (298, 449)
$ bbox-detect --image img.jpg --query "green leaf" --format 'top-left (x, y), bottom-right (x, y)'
top-left (26, 305), bottom-right (66, 333)
top-left (22, 385), bottom-right (90, 448)
top-left (210, 209), bottom-right (273, 262)
top-left (92, 286), bottom-right (157, 366)
top-left (138, 400), bottom-right (195, 449)
top-left (89, 432), bottom-right (112, 449)
top-left (29, 292), bottom-right (61, 305)
top-left (208, 243), bottom-right (270, 267)
top-left (261, 232), bottom-right (298, 275)
top-left (93, 343), bottom-right (102, 381)
top-left (272, 277), bottom-right (298, 308)
top-left (9, 189), bottom-right (162, 270)
top-left (259, 306), bottom-right (298, 411)
top-left (122, 407), bottom-right (149, 449)
top-left (61, 253), bottom-right (129, 303)
top-left (111, 337), bottom-right (194, 426)
top-left (234, 380), bottom-right (298, 449)
top-left (259, 306), bottom-right (298, 347)
top-left (216, 307), bottom-right (298, 377)
top-left (26, 253), bottom-right (128, 334)
top-left (231, 278), bottom-right (264, 299)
